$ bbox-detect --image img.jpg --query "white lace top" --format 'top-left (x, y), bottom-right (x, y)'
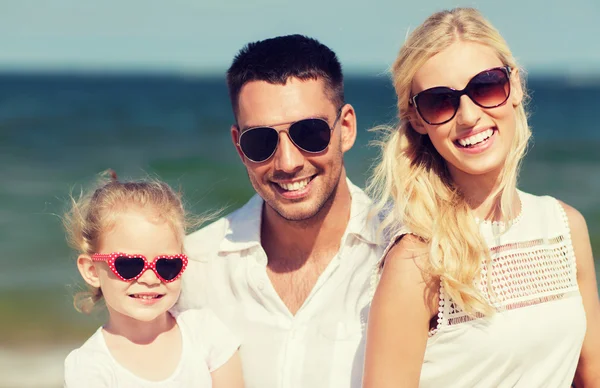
top-left (374, 191), bottom-right (587, 387)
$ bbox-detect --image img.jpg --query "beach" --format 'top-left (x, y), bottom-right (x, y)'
top-left (1, 73), bottom-right (599, 386)
top-left (0, 346), bottom-right (74, 388)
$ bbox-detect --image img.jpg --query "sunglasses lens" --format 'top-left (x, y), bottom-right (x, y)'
top-left (114, 257), bottom-right (145, 280)
top-left (415, 68), bottom-right (510, 125)
top-left (239, 127), bottom-right (279, 162)
top-left (468, 68), bottom-right (510, 108)
top-left (155, 258), bottom-right (184, 281)
top-left (288, 119), bottom-right (331, 153)
top-left (416, 87), bottom-right (459, 125)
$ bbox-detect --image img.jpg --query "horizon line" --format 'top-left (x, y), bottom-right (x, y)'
top-left (1, 67), bottom-right (600, 81)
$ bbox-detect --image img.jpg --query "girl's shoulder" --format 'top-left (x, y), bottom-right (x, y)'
top-left (64, 328), bottom-right (116, 386)
top-left (174, 308), bottom-right (236, 346)
top-left (173, 307), bottom-right (226, 329)
top-left (174, 308), bottom-right (240, 373)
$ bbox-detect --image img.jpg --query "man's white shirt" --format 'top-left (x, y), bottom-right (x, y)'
top-left (175, 179), bottom-right (383, 388)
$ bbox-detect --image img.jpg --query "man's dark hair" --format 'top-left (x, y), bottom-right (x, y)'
top-left (226, 34), bottom-right (344, 117)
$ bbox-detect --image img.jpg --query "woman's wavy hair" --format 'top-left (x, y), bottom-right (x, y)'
top-left (368, 8), bottom-right (531, 316)
top-left (63, 170), bottom-right (204, 314)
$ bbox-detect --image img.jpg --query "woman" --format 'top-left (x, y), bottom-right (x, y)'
top-left (364, 8), bottom-right (600, 387)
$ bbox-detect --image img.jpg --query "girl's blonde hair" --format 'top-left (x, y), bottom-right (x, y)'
top-left (368, 8), bottom-right (531, 316)
top-left (63, 170), bottom-right (197, 314)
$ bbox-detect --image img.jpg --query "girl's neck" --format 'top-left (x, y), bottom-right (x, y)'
top-left (104, 311), bottom-right (176, 344)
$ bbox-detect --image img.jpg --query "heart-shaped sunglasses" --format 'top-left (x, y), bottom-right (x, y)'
top-left (91, 252), bottom-right (188, 283)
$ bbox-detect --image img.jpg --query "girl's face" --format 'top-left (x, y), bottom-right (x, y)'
top-left (86, 208), bottom-right (183, 324)
top-left (410, 41), bottom-right (523, 186)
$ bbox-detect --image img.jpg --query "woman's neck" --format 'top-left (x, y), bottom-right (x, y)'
top-left (450, 167), bottom-right (519, 221)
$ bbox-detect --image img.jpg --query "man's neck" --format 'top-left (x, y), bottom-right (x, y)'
top-left (261, 176), bottom-right (352, 263)
top-left (260, 176), bottom-right (353, 315)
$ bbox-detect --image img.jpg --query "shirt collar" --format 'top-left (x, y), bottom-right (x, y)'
top-left (345, 179), bottom-right (380, 246)
top-left (218, 178), bottom-right (380, 253)
top-left (218, 193), bottom-right (264, 253)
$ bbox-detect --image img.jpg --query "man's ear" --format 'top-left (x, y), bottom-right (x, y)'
top-left (408, 107), bottom-right (428, 135)
top-left (77, 255), bottom-right (101, 288)
top-left (231, 125), bottom-right (246, 162)
top-left (509, 68), bottom-right (524, 107)
top-left (339, 104), bottom-right (357, 153)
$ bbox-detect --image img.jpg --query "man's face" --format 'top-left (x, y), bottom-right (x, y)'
top-left (231, 77), bottom-right (356, 222)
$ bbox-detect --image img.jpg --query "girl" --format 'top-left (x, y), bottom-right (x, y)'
top-left (63, 171), bottom-right (244, 387)
top-left (364, 8), bottom-right (600, 388)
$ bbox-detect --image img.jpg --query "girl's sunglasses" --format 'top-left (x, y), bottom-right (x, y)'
top-left (237, 108), bottom-right (343, 163)
top-left (410, 66), bottom-right (512, 125)
top-left (91, 252), bottom-right (188, 283)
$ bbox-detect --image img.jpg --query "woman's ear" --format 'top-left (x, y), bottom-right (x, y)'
top-left (510, 68), bottom-right (524, 107)
top-left (408, 107), bottom-right (428, 135)
top-left (77, 255), bottom-right (101, 288)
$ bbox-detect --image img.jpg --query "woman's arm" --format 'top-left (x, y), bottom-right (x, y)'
top-left (211, 351), bottom-right (244, 388)
top-left (363, 235), bottom-right (437, 388)
top-left (561, 201), bottom-right (600, 387)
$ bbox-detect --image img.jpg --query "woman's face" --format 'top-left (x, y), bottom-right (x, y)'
top-left (410, 41), bottom-right (523, 186)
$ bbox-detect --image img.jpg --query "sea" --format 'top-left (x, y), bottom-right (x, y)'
top-left (0, 72), bottom-right (599, 386)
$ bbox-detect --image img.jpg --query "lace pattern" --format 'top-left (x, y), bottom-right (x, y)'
top-left (432, 196), bottom-right (579, 334)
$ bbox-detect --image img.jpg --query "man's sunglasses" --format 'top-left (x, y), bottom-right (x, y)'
top-left (410, 66), bottom-right (512, 125)
top-left (237, 108), bottom-right (343, 163)
top-left (92, 252), bottom-right (188, 283)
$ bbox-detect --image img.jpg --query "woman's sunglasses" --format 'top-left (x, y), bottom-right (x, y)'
top-left (410, 66), bottom-right (512, 125)
top-left (92, 252), bottom-right (188, 283)
top-left (237, 108), bottom-right (343, 163)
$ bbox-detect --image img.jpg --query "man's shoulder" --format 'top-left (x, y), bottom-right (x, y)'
top-left (184, 195), bottom-right (261, 258)
top-left (187, 214), bottom-right (229, 243)
top-left (185, 211), bottom-right (231, 258)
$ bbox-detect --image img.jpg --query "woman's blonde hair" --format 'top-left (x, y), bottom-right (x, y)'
top-left (63, 170), bottom-right (200, 314)
top-left (368, 8), bottom-right (531, 316)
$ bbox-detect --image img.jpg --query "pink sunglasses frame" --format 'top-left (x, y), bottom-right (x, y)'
top-left (91, 252), bottom-right (188, 283)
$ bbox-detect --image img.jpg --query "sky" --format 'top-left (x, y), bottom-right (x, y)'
top-left (0, 0), bottom-right (599, 76)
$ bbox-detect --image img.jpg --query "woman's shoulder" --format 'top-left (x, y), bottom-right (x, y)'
top-left (519, 190), bottom-right (586, 225)
top-left (554, 199), bottom-right (591, 255)
top-left (517, 190), bottom-right (571, 223)
top-left (555, 200), bottom-right (586, 229)
top-left (518, 189), bottom-right (560, 207)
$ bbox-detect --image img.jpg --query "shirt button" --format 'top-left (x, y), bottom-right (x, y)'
top-left (257, 281), bottom-right (265, 290)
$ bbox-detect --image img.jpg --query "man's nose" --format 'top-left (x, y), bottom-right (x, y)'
top-left (272, 132), bottom-right (304, 174)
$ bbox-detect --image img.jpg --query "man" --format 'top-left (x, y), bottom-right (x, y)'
top-left (176, 34), bottom-right (383, 388)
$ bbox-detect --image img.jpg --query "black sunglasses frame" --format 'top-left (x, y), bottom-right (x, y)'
top-left (237, 107), bottom-right (344, 163)
top-left (409, 66), bottom-right (512, 125)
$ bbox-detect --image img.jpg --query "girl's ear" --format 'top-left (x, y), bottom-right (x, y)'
top-left (77, 255), bottom-right (101, 288)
